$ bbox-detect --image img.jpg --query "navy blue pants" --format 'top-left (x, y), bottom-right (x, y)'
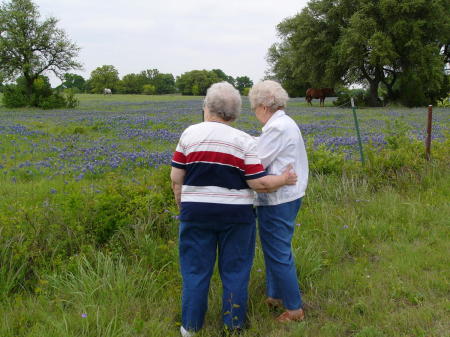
top-left (257, 198), bottom-right (303, 310)
top-left (179, 220), bottom-right (256, 332)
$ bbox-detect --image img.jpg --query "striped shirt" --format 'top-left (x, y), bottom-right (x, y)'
top-left (171, 121), bottom-right (267, 223)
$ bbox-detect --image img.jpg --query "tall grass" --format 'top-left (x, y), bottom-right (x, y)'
top-left (0, 96), bottom-right (448, 336)
top-left (1, 161), bottom-right (448, 336)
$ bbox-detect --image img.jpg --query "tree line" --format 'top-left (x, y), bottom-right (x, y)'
top-left (1, 0), bottom-right (449, 108)
top-left (0, 0), bottom-right (252, 109)
top-left (59, 67), bottom-right (253, 96)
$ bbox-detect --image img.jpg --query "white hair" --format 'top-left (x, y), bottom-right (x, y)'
top-left (204, 82), bottom-right (241, 121)
top-left (248, 80), bottom-right (289, 112)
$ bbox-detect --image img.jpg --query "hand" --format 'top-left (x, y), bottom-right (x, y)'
top-left (282, 164), bottom-right (297, 185)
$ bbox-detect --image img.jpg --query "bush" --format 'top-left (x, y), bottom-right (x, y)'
top-left (307, 144), bottom-right (349, 175)
top-left (142, 84), bottom-right (156, 95)
top-left (64, 89), bottom-right (79, 108)
top-left (38, 92), bottom-right (67, 109)
top-left (438, 93), bottom-right (450, 107)
top-left (242, 87), bottom-right (250, 96)
top-left (1, 76), bottom-right (79, 109)
top-left (333, 88), bottom-right (368, 107)
top-left (2, 84), bottom-right (29, 107)
top-left (29, 76), bottom-right (53, 107)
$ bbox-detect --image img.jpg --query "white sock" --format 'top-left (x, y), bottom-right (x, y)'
top-left (180, 326), bottom-right (194, 337)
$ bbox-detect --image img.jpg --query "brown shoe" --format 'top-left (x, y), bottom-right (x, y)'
top-left (276, 308), bottom-right (305, 322)
top-left (265, 297), bottom-right (283, 308)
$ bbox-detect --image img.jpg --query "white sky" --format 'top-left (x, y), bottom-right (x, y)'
top-left (33, 0), bottom-right (308, 85)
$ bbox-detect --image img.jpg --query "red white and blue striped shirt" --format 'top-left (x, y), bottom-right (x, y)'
top-left (171, 121), bottom-right (267, 223)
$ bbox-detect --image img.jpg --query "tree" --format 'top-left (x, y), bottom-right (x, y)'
top-left (212, 69), bottom-right (235, 85)
top-left (88, 65), bottom-right (120, 93)
top-left (268, 0), bottom-right (450, 106)
top-left (61, 73), bottom-right (85, 92)
top-left (139, 69), bottom-right (176, 94)
top-left (235, 76), bottom-right (254, 94)
top-left (176, 70), bottom-right (221, 95)
top-left (152, 73), bottom-right (176, 94)
top-left (0, 0), bottom-right (81, 100)
top-left (121, 73), bottom-right (146, 94)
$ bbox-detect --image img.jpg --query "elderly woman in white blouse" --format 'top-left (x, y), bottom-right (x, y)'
top-left (248, 80), bottom-right (309, 322)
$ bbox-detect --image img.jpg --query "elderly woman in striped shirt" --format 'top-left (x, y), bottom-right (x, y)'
top-left (170, 82), bottom-right (297, 337)
top-left (249, 80), bottom-right (309, 323)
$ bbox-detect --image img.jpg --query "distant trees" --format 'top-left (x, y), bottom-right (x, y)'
top-left (74, 66), bottom-right (252, 97)
top-left (0, 0), bottom-right (81, 108)
top-left (175, 69), bottom-right (254, 96)
top-left (121, 73), bottom-right (146, 94)
top-left (235, 76), bottom-right (253, 95)
top-left (89, 68), bottom-right (177, 95)
top-left (152, 72), bottom-right (176, 94)
top-left (61, 73), bottom-right (86, 92)
top-left (176, 70), bottom-right (221, 95)
top-left (88, 65), bottom-right (120, 94)
top-left (212, 69), bottom-right (235, 85)
top-left (267, 0), bottom-right (450, 106)
top-left (139, 69), bottom-right (176, 94)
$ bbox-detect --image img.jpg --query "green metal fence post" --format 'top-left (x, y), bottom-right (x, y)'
top-left (351, 98), bottom-right (365, 165)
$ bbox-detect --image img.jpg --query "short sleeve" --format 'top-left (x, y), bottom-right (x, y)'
top-left (244, 138), bottom-right (267, 180)
top-left (171, 135), bottom-right (187, 169)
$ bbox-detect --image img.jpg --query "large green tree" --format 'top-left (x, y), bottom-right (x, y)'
top-left (0, 0), bottom-right (81, 98)
top-left (268, 0), bottom-right (450, 106)
top-left (88, 65), bottom-right (120, 93)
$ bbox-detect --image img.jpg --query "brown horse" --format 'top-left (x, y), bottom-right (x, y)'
top-left (305, 88), bottom-right (335, 107)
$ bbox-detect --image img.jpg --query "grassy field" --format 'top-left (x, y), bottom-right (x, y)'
top-left (0, 94), bottom-right (449, 336)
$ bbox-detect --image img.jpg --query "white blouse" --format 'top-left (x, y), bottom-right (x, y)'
top-left (255, 110), bottom-right (309, 206)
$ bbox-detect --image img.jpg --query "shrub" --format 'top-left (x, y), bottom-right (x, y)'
top-left (1, 75), bottom-right (78, 109)
top-left (333, 88), bottom-right (368, 107)
top-left (438, 93), bottom-right (450, 107)
top-left (64, 89), bottom-right (79, 108)
top-left (142, 84), bottom-right (156, 95)
top-left (242, 87), bottom-right (250, 96)
top-left (38, 92), bottom-right (67, 109)
top-left (29, 76), bottom-right (53, 107)
top-left (2, 84), bottom-right (29, 107)
top-left (307, 144), bottom-right (348, 175)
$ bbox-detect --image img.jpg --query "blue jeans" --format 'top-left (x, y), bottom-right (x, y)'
top-left (257, 198), bottom-right (303, 310)
top-left (179, 220), bottom-right (256, 332)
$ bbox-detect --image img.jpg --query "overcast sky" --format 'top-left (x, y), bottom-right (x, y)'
top-left (33, 0), bottom-right (308, 85)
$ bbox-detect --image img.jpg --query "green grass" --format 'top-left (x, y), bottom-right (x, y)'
top-left (0, 94), bottom-right (449, 336)
top-left (1, 167), bottom-right (448, 337)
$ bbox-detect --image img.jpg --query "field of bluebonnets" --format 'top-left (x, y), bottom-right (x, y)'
top-left (0, 94), bottom-right (449, 337)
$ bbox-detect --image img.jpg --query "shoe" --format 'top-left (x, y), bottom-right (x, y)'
top-left (276, 308), bottom-right (305, 322)
top-left (265, 297), bottom-right (283, 308)
top-left (180, 326), bottom-right (194, 337)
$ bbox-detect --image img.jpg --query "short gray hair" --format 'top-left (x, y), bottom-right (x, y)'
top-left (204, 82), bottom-right (241, 121)
top-left (248, 80), bottom-right (289, 112)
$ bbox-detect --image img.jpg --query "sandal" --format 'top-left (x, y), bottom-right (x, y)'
top-left (276, 308), bottom-right (305, 322)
